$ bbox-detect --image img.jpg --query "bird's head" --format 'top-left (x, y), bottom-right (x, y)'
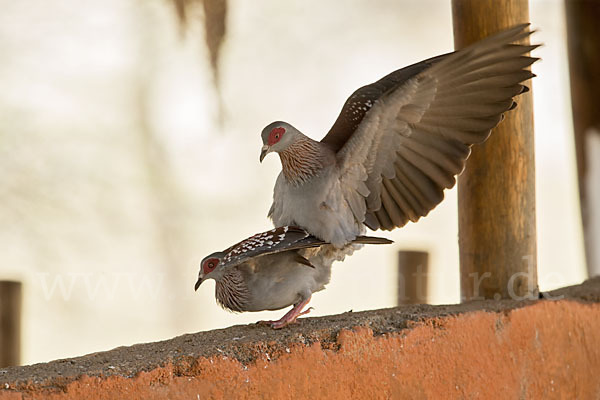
top-left (260, 121), bottom-right (301, 162)
top-left (195, 252), bottom-right (225, 291)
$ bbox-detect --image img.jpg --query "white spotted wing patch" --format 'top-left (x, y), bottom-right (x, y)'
top-left (218, 226), bottom-right (327, 269)
top-left (321, 57), bottom-right (439, 153)
top-left (340, 87), bottom-right (380, 126)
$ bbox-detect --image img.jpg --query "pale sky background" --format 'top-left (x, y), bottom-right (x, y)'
top-left (0, 0), bottom-right (587, 365)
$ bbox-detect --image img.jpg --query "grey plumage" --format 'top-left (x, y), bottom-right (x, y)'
top-left (260, 24), bottom-right (539, 247)
top-left (195, 226), bottom-right (392, 328)
top-left (195, 25), bottom-right (539, 329)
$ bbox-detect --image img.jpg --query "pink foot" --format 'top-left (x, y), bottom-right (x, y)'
top-left (271, 307), bottom-right (313, 329)
top-left (257, 297), bottom-right (313, 329)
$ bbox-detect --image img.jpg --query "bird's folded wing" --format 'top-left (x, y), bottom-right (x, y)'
top-left (219, 226), bottom-right (393, 268)
top-left (219, 226), bottom-right (312, 268)
top-left (332, 23), bottom-right (538, 231)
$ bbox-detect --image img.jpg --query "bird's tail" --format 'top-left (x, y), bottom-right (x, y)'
top-left (304, 235), bottom-right (393, 266)
top-left (352, 236), bottom-right (393, 245)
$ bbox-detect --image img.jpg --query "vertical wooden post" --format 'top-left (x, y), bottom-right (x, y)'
top-left (452, 0), bottom-right (538, 301)
top-left (397, 251), bottom-right (429, 305)
top-left (0, 281), bottom-right (22, 367)
top-left (565, 0), bottom-right (600, 277)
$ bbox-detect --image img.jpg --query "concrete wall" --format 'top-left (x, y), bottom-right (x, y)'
top-left (1, 278), bottom-right (599, 399)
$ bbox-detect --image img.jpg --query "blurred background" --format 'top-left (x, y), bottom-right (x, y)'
top-left (0, 0), bottom-right (589, 365)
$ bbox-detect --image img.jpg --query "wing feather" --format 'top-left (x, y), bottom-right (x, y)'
top-left (381, 178), bottom-right (408, 226)
top-left (375, 207), bottom-right (394, 231)
top-left (219, 226), bottom-right (392, 268)
top-left (331, 24), bottom-right (537, 231)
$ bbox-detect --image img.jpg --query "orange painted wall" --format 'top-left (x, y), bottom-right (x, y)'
top-left (1, 298), bottom-right (599, 399)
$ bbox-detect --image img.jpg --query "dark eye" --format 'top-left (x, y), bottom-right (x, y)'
top-left (203, 258), bottom-right (218, 273)
top-left (275, 134), bottom-right (280, 139)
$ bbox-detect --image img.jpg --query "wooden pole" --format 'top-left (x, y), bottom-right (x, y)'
top-left (565, 0), bottom-right (600, 277)
top-left (452, 0), bottom-right (538, 301)
top-left (0, 281), bottom-right (22, 367)
top-left (397, 251), bottom-right (429, 305)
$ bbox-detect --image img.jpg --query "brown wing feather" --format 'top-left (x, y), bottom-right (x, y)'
top-left (220, 226), bottom-right (392, 269)
top-left (320, 54), bottom-right (450, 152)
top-left (334, 24), bottom-right (539, 231)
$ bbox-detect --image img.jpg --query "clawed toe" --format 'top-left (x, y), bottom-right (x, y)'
top-left (298, 307), bottom-right (314, 317)
top-left (257, 299), bottom-right (314, 329)
top-left (257, 319), bottom-right (292, 329)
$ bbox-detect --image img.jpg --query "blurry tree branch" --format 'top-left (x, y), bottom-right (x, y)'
top-left (136, 3), bottom-right (199, 330)
top-left (170, 0), bottom-right (227, 86)
top-left (135, 82), bottom-right (187, 332)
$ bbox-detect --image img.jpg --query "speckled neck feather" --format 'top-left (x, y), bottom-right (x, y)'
top-left (215, 269), bottom-right (250, 312)
top-left (279, 136), bottom-right (328, 186)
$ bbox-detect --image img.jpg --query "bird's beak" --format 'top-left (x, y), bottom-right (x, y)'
top-left (259, 145), bottom-right (270, 163)
top-left (194, 277), bottom-right (203, 291)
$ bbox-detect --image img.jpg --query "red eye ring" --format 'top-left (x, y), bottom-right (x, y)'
top-left (203, 258), bottom-right (219, 273)
top-left (268, 127), bottom-right (286, 145)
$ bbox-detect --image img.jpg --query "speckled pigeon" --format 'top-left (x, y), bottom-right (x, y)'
top-left (260, 24), bottom-right (538, 248)
top-left (195, 226), bottom-right (392, 328)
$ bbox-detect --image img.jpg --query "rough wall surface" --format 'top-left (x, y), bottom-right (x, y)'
top-left (1, 279), bottom-right (599, 399)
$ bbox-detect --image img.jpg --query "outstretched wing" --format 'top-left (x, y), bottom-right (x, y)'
top-left (320, 53), bottom-right (449, 152)
top-left (219, 226), bottom-right (393, 268)
top-left (324, 24), bottom-right (538, 230)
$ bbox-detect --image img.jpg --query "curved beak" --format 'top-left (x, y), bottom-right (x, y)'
top-left (194, 277), bottom-right (203, 291)
top-left (259, 145), bottom-right (270, 163)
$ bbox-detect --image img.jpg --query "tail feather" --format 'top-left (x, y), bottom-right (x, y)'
top-left (352, 236), bottom-right (393, 245)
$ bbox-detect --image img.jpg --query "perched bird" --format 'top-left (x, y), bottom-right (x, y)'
top-left (260, 24), bottom-right (539, 248)
top-left (195, 226), bottom-right (392, 329)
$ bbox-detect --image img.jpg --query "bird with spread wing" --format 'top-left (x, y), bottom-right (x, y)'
top-left (260, 24), bottom-right (538, 248)
top-left (196, 24), bottom-right (539, 328)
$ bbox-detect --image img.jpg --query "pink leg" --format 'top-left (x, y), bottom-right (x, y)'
top-left (258, 296), bottom-right (313, 329)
